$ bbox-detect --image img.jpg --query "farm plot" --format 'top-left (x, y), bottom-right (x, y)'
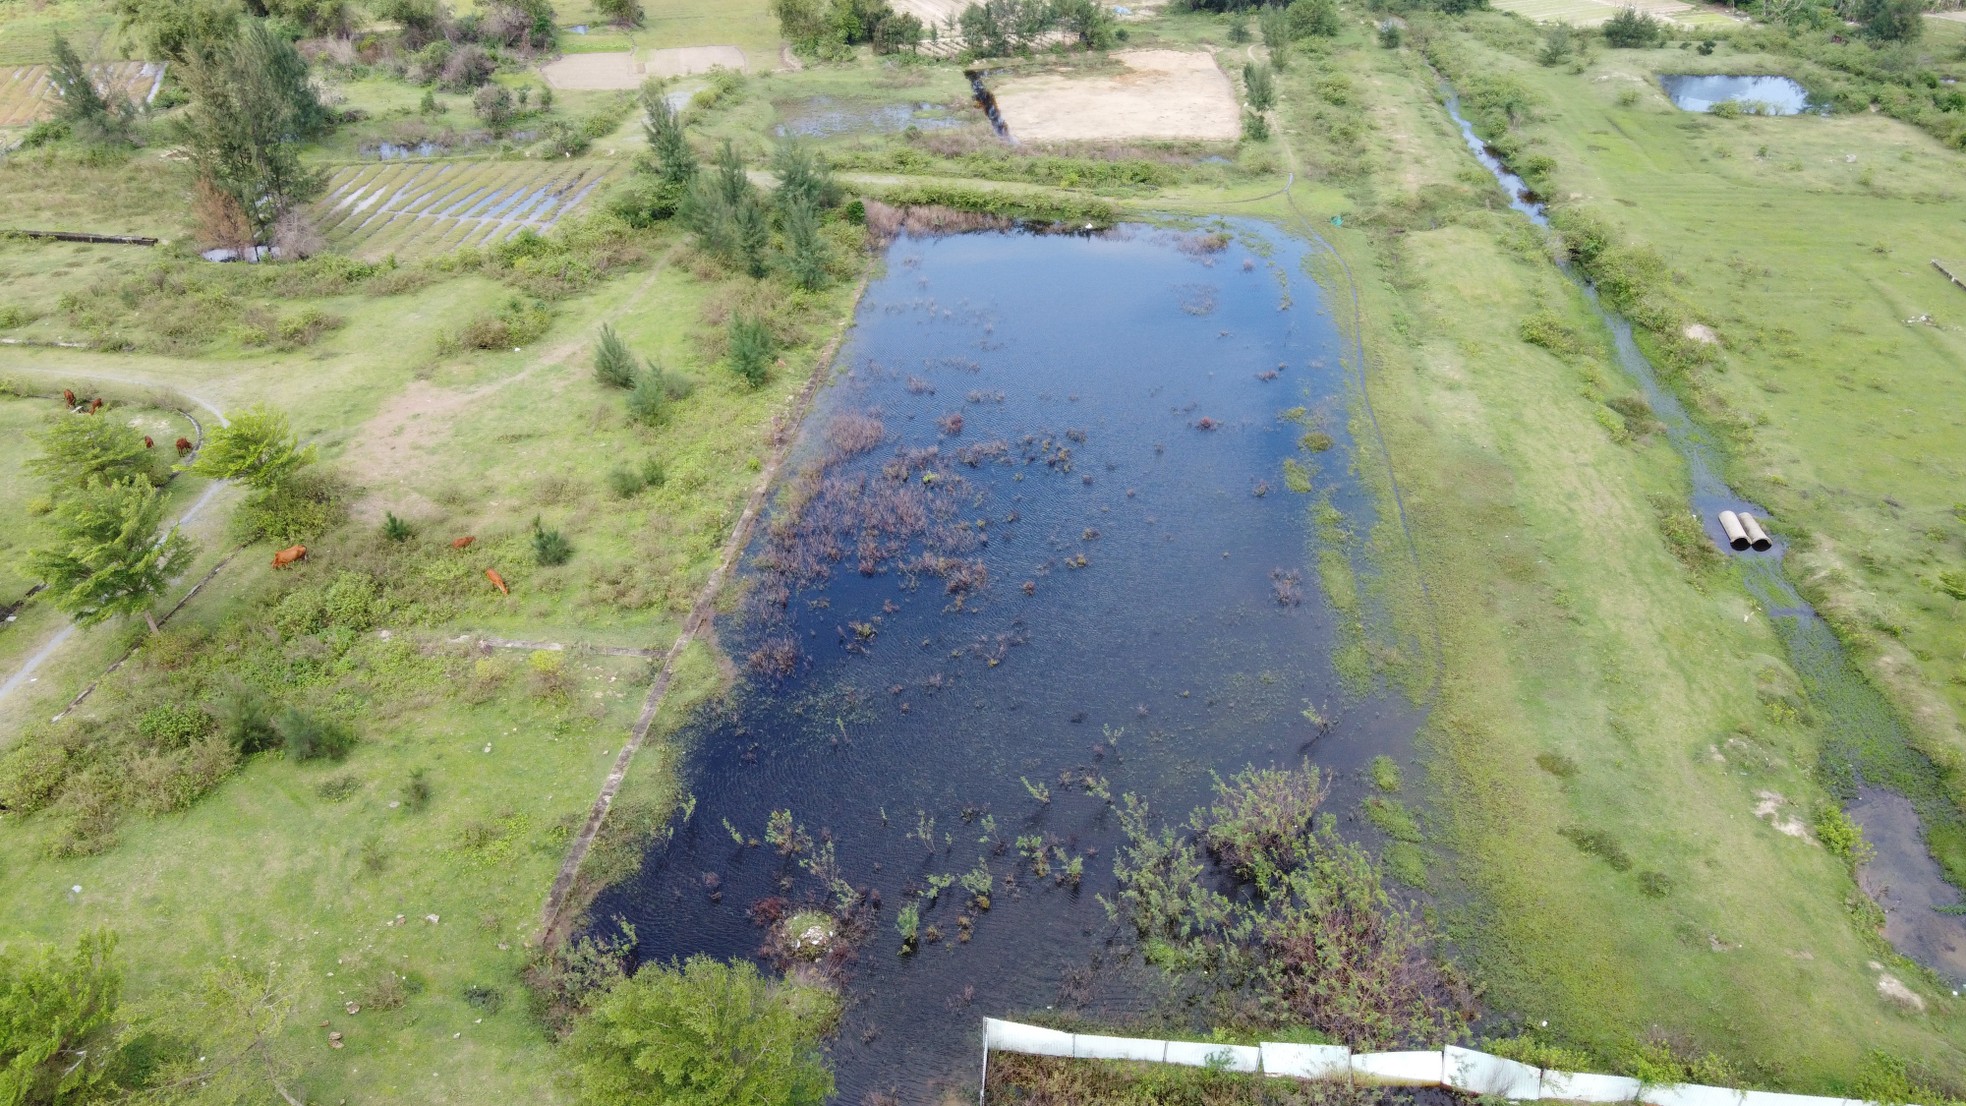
top-left (312, 161), bottom-right (614, 259)
top-left (0, 62), bottom-right (164, 127)
top-left (1491, 0), bottom-right (1739, 26)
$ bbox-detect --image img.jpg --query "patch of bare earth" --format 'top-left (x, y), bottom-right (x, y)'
top-left (1874, 969), bottom-right (1927, 1012)
top-left (647, 45), bottom-right (747, 78)
top-left (1684, 322), bottom-right (1718, 345)
top-left (540, 51), bottom-right (642, 90)
top-left (990, 49), bottom-right (1239, 143)
top-left (1752, 790), bottom-right (1815, 841)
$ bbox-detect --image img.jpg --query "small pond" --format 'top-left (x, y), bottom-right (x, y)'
top-left (585, 220), bottom-right (1426, 1101)
top-left (773, 97), bottom-right (967, 139)
top-left (1659, 74), bottom-right (1822, 115)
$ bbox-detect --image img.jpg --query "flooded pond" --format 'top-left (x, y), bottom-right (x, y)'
top-left (1659, 74), bottom-right (1822, 115)
top-left (585, 220), bottom-right (1425, 1101)
top-left (774, 97), bottom-right (966, 139)
top-left (1444, 86), bottom-right (1966, 987)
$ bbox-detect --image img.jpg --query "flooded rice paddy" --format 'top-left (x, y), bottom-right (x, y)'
top-left (1659, 74), bottom-right (1822, 114)
top-left (774, 97), bottom-right (967, 139)
top-left (585, 221), bottom-right (1425, 1101)
top-left (1444, 87), bottom-right (1966, 987)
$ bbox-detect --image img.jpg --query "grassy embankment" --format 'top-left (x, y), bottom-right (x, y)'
top-left (1428, 13), bottom-right (1966, 880)
top-left (0, 20), bottom-right (883, 1100)
top-left (1242, 11), bottom-right (1966, 1092)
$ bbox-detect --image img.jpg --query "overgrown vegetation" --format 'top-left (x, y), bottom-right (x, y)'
top-left (1108, 764), bottom-right (1470, 1048)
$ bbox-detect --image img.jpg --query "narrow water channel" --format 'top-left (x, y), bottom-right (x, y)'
top-left (585, 221), bottom-right (1426, 1101)
top-left (1441, 91), bottom-right (1966, 985)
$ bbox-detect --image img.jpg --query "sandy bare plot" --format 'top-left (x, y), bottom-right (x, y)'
top-left (648, 45), bottom-right (748, 78)
top-left (891, 0), bottom-right (972, 27)
top-left (990, 49), bottom-right (1238, 144)
top-left (540, 50), bottom-right (642, 90)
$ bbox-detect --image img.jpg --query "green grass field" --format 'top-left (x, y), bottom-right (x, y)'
top-left (1251, 19), bottom-right (1966, 1088)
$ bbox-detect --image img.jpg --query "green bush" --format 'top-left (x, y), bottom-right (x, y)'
top-left (1603, 6), bottom-right (1666, 48)
top-left (456, 296), bottom-right (551, 350)
top-left (1559, 825), bottom-right (1634, 871)
top-left (566, 956), bottom-right (837, 1106)
top-left (277, 708), bottom-right (356, 762)
top-left (213, 683), bottom-right (281, 754)
top-left (1815, 806), bottom-right (1871, 861)
top-left (532, 515), bottom-right (573, 566)
top-left (605, 175), bottom-right (686, 228)
top-left (233, 469), bottom-right (346, 545)
top-left (382, 511), bottom-right (415, 542)
top-left (136, 703), bottom-right (215, 749)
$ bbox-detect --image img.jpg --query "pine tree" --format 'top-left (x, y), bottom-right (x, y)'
top-left (778, 192), bottom-right (829, 292)
top-left (641, 87), bottom-right (697, 185)
top-left (47, 33), bottom-right (111, 130)
top-left (178, 19), bottom-right (329, 245)
top-left (29, 476), bottom-right (196, 633)
top-left (771, 140), bottom-right (839, 211)
top-left (593, 324), bottom-right (638, 389)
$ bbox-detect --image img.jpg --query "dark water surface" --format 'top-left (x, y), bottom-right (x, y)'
top-left (1659, 74), bottom-right (1822, 115)
top-left (1444, 86), bottom-right (1966, 986)
top-left (586, 222), bottom-right (1423, 1101)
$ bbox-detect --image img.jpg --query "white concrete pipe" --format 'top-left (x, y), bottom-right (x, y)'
top-left (1740, 513), bottom-right (1772, 551)
top-left (1717, 510), bottom-right (1749, 550)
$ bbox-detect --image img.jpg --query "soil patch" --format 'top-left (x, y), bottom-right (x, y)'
top-left (989, 49), bottom-right (1238, 143)
top-left (647, 45), bottom-right (747, 78)
top-left (540, 50), bottom-right (641, 90)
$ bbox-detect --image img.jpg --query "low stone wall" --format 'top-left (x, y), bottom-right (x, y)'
top-left (979, 1019), bottom-right (1903, 1106)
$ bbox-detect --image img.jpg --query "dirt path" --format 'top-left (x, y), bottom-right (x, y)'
top-left (537, 268), bottom-right (873, 944)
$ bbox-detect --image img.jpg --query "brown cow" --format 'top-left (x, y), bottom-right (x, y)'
top-left (450, 536), bottom-right (476, 550)
top-left (272, 545), bottom-right (307, 568)
top-left (174, 437), bottom-right (193, 455)
top-left (143, 436), bottom-right (154, 449)
top-left (484, 568), bottom-right (509, 595)
top-left (88, 397), bottom-right (103, 414)
top-left (63, 389), bottom-right (76, 407)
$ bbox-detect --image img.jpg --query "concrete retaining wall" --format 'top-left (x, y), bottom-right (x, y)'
top-left (978, 1019), bottom-right (1918, 1106)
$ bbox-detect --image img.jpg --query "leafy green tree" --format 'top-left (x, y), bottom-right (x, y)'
top-left (566, 956), bottom-right (835, 1106)
top-left (178, 19), bottom-right (329, 244)
top-left (0, 931), bottom-right (122, 1106)
top-left (1288, 0), bottom-right (1341, 38)
top-left (595, 0), bottom-right (644, 26)
top-left (1601, 5), bottom-right (1666, 47)
top-left (1857, 0), bottom-right (1922, 41)
top-left (29, 477), bottom-right (195, 634)
top-left (187, 406), bottom-right (316, 490)
top-left (131, 960), bottom-right (306, 1106)
top-left (112, 0), bottom-right (239, 69)
top-left (28, 415), bottom-right (156, 491)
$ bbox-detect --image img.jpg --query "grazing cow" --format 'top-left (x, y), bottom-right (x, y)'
top-left (272, 545), bottom-right (307, 568)
top-left (88, 397), bottom-right (103, 414)
top-left (450, 536), bottom-right (476, 550)
top-left (143, 436), bottom-right (154, 449)
top-left (174, 437), bottom-right (193, 455)
top-left (63, 389), bottom-right (76, 407)
top-left (484, 568), bottom-right (509, 595)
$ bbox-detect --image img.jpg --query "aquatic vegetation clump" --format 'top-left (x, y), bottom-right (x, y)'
top-left (1111, 764), bottom-right (1468, 1049)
